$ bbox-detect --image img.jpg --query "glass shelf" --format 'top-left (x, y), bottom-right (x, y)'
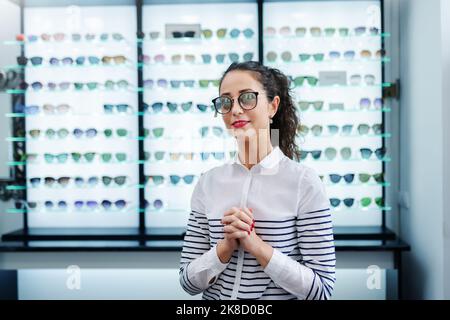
top-left (296, 107), bottom-right (392, 113)
top-left (265, 58), bottom-right (391, 65)
top-left (263, 32), bottom-right (391, 40)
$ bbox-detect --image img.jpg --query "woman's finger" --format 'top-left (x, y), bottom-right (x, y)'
top-left (224, 207), bottom-right (240, 217)
top-left (223, 224), bottom-right (240, 234)
top-left (236, 209), bottom-right (253, 225)
top-left (231, 219), bottom-right (251, 232)
top-left (227, 231), bottom-right (248, 239)
top-left (221, 215), bottom-right (238, 225)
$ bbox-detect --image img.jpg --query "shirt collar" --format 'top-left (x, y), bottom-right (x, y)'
top-left (233, 146), bottom-right (285, 170)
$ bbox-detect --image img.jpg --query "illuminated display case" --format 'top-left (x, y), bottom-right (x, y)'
top-left (1, 0), bottom-right (396, 242)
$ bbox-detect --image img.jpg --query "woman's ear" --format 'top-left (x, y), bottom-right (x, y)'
top-left (270, 96), bottom-right (280, 118)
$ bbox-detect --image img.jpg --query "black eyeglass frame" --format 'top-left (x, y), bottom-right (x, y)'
top-left (211, 91), bottom-right (259, 114)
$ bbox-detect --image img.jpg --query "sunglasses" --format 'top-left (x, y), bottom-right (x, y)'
top-left (43, 153), bottom-right (69, 163)
top-left (144, 151), bottom-right (166, 162)
top-left (143, 127), bottom-right (164, 139)
top-left (200, 152), bottom-right (226, 161)
top-left (297, 101), bottom-right (324, 111)
top-left (73, 82), bottom-right (100, 91)
top-left (360, 148), bottom-right (387, 160)
top-left (330, 198), bottom-right (355, 208)
top-left (74, 200), bottom-right (127, 210)
top-left (146, 101), bottom-right (194, 113)
top-left (101, 55), bottom-right (127, 65)
top-left (172, 31), bottom-right (196, 38)
top-left (70, 152), bottom-right (97, 163)
top-left (199, 79), bottom-right (220, 88)
top-left (354, 27), bottom-right (380, 36)
top-left (29, 177), bottom-right (71, 188)
top-left (169, 152), bottom-right (194, 161)
top-left (297, 125), bottom-right (324, 137)
top-left (298, 53), bottom-right (325, 62)
top-left (13, 104), bottom-right (39, 115)
top-left (100, 153), bottom-right (128, 163)
top-left (329, 174), bottom-right (355, 184)
top-left (104, 80), bottom-right (129, 90)
top-left (359, 173), bottom-right (385, 184)
top-left (144, 199), bottom-right (164, 210)
top-left (290, 76), bottom-right (319, 87)
top-left (360, 98), bottom-right (384, 110)
top-left (212, 91), bottom-right (258, 114)
top-left (104, 104), bottom-right (132, 114)
top-left (103, 128), bottom-right (129, 138)
top-left (73, 128), bottom-right (98, 138)
top-left (300, 150), bottom-right (322, 161)
top-left (170, 175), bottom-right (195, 185)
top-left (360, 197), bottom-right (385, 208)
top-left (357, 124), bottom-right (383, 135)
top-left (199, 126), bottom-right (225, 138)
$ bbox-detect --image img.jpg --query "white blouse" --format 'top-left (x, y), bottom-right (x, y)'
top-left (179, 146), bottom-right (336, 300)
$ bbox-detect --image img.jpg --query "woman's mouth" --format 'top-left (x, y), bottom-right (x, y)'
top-left (232, 120), bottom-right (250, 129)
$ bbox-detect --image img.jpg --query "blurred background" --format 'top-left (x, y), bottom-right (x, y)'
top-left (0, 0), bottom-right (448, 300)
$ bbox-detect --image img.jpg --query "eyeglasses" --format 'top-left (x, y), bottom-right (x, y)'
top-left (324, 147), bottom-right (352, 160)
top-left (104, 104), bottom-right (132, 114)
top-left (298, 101), bottom-right (324, 111)
top-left (212, 91), bottom-right (259, 114)
top-left (350, 74), bottom-right (376, 86)
top-left (199, 126), bottom-right (225, 138)
top-left (360, 148), bottom-right (387, 160)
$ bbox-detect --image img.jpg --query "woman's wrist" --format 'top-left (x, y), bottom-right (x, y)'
top-left (216, 239), bottom-right (235, 263)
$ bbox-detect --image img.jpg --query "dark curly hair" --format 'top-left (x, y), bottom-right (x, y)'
top-left (219, 61), bottom-right (300, 161)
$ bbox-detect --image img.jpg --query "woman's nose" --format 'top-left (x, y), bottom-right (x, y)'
top-left (231, 99), bottom-right (244, 115)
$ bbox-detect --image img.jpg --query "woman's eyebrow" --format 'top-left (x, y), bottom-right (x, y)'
top-left (221, 88), bottom-right (254, 96)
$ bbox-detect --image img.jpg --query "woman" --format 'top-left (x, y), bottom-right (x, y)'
top-left (179, 61), bottom-right (335, 300)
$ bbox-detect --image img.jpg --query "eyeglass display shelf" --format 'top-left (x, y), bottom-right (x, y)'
top-left (0, 225), bottom-right (401, 244)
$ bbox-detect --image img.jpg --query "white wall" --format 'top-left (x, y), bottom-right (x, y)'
top-left (399, 0), bottom-right (447, 299)
top-left (441, 0), bottom-right (450, 299)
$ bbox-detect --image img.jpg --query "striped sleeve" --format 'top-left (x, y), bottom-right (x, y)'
top-left (297, 167), bottom-right (336, 300)
top-left (179, 173), bottom-right (230, 296)
top-left (263, 167), bottom-right (336, 300)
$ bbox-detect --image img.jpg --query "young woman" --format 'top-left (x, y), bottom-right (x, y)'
top-left (179, 61), bottom-right (335, 300)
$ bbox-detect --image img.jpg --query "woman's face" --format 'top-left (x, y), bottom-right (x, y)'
top-left (218, 70), bottom-right (279, 139)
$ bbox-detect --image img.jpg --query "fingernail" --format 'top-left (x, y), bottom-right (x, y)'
top-left (249, 208), bottom-right (253, 212)
top-left (247, 230), bottom-right (250, 235)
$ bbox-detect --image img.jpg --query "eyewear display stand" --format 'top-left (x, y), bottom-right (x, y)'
top-left (0, 1), bottom-right (409, 298)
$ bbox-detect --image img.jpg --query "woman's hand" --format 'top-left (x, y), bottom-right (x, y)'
top-left (216, 207), bottom-right (243, 263)
top-left (221, 207), bottom-right (274, 268)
